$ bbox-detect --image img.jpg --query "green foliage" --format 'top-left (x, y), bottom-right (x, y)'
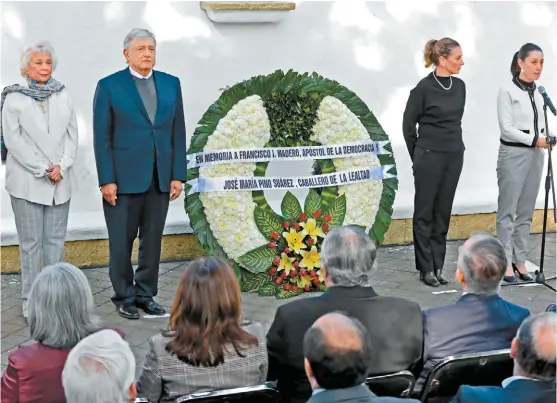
top-left (254, 207), bottom-right (284, 238)
top-left (237, 245), bottom-right (278, 273)
top-left (241, 271), bottom-right (273, 292)
top-left (304, 189), bottom-right (322, 218)
top-left (324, 194), bottom-right (347, 228)
top-left (281, 191), bottom-right (303, 221)
top-left (263, 91), bottom-right (322, 147)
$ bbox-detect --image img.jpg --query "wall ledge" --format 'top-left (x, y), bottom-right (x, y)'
top-left (200, 1), bottom-right (296, 23)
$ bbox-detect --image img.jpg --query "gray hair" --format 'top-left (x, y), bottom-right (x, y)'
top-left (457, 233), bottom-right (507, 295)
top-left (62, 329), bottom-right (136, 403)
top-left (28, 262), bottom-right (101, 349)
top-left (123, 28), bottom-right (156, 50)
top-left (20, 40), bottom-right (57, 76)
top-left (321, 225), bottom-right (377, 287)
top-left (516, 312), bottom-right (556, 380)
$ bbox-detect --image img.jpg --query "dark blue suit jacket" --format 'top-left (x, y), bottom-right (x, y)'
top-left (307, 385), bottom-right (421, 403)
top-left (417, 294), bottom-right (530, 389)
top-left (451, 378), bottom-right (556, 403)
top-left (93, 69), bottom-right (187, 194)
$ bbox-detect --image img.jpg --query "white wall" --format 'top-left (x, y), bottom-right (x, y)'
top-left (1, 1), bottom-right (556, 245)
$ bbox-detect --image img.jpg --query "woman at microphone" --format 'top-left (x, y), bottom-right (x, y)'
top-left (496, 43), bottom-right (552, 283)
top-left (403, 38), bottom-right (465, 287)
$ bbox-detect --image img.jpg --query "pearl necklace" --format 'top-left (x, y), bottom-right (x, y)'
top-left (433, 72), bottom-right (452, 91)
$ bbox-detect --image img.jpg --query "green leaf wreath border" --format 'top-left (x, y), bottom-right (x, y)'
top-left (185, 69), bottom-right (398, 289)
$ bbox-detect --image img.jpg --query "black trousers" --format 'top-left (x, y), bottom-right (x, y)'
top-left (413, 146), bottom-right (463, 275)
top-left (103, 169), bottom-right (169, 306)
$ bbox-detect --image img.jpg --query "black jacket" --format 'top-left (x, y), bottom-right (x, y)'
top-left (267, 286), bottom-right (423, 403)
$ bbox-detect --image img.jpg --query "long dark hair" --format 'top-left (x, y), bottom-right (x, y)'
top-left (165, 257), bottom-right (258, 367)
top-left (511, 43), bottom-right (543, 76)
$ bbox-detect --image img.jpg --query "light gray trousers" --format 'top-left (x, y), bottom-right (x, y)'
top-left (496, 145), bottom-right (544, 266)
top-left (10, 196), bottom-right (70, 316)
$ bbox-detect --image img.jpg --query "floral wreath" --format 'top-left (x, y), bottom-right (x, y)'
top-left (185, 70), bottom-right (397, 298)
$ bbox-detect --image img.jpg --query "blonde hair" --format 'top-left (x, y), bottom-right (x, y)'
top-left (423, 38), bottom-right (460, 68)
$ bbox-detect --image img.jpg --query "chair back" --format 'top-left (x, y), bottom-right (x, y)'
top-left (365, 370), bottom-right (415, 397)
top-left (420, 349), bottom-right (513, 403)
top-left (175, 383), bottom-right (280, 403)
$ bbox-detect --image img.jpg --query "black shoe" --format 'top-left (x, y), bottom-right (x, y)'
top-left (117, 304), bottom-right (140, 320)
top-left (512, 264), bottom-right (533, 282)
top-left (136, 300), bottom-right (166, 316)
top-left (420, 272), bottom-right (440, 287)
top-left (503, 275), bottom-right (518, 283)
top-left (435, 270), bottom-right (449, 285)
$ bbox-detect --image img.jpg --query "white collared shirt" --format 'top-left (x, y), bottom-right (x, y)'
top-left (501, 376), bottom-right (537, 388)
top-left (129, 66), bottom-right (153, 79)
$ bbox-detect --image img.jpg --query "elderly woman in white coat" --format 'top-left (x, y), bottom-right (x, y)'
top-left (1, 41), bottom-right (78, 319)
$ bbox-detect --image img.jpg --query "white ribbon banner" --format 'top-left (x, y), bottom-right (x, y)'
top-left (187, 141), bottom-right (391, 168)
top-left (187, 165), bottom-right (395, 195)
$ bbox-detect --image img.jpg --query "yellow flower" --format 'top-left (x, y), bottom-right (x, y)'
top-left (301, 218), bottom-right (326, 242)
top-left (283, 229), bottom-right (307, 254)
top-left (317, 269), bottom-right (325, 283)
top-left (297, 274), bottom-right (312, 288)
top-left (299, 246), bottom-right (321, 270)
top-left (277, 253), bottom-right (295, 272)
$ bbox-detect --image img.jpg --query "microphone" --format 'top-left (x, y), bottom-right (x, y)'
top-left (538, 86), bottom-right (557, 116)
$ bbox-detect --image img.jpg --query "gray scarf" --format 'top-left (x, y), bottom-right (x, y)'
top-left (1, 77), bottom-right (65, 163)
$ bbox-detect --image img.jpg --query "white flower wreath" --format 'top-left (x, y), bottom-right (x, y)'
top-left (199, 95), bottom-right (383, 267)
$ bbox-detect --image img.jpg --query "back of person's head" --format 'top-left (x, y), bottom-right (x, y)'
top-left (321, 225), bottom-right (377, 287)
top-left (166, 257), bottom-right (258, 367)
top-left (28, 262), bottom-right (100, 349)
top-left (456, 233), bottom-right (507, 295)
top-left (303, 312), bottom-right (371, 390)
top-left (512, 312), bottom-right (556, 381)
top-left (62, 329), bottom-right (136, 403)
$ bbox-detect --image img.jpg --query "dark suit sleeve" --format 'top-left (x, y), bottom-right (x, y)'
top-left (171, 78), bottom-right (187, 182)
top-left (1, 353), bottom-right (20, 403)
top-left (421, 310), bottom-right (431, 363)
top-left (402, 85), bottom-right (423, 160)
top-left (266, 306), bottom-right (286, 381)
top-left (93, 80), bottom-right (116, 186)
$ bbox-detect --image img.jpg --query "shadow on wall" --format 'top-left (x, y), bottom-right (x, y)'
top-left (1, 0), bottom-right (556, 224)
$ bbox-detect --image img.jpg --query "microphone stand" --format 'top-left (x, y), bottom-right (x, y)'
top-left (505, 102), bottom-right (557, 291)
top-left (533, 103), bottom-right (557, 291)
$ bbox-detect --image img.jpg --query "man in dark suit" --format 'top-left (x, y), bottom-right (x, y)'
top-left (267, 226), bottom-right (423, 403)
top-left (93, 28), bottom-right (186, 319)
top-left (304, 312), bottom-right (420, 403)
top-left (451, 312), bottom-right (556, 403)
top-left (417, 233), bottom-right (530, 390)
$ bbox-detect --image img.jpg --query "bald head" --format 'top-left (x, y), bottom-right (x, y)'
top-left (303, 313), bottom-right (371, 390)
top-left (313, 312), bottom-right (364, 352)
top-left (514, 312), bottom-right (557, 380)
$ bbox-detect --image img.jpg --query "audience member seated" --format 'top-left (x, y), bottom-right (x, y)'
top-left (417, 233), bottom-right (530, 390)
top-left (137, 257), bottom-right (268, 403)
top-left (451, 312), bottom-right (556, 402)
top-left (267, 225), bottom-right (423, 403)
top-left (62, 329), bottom-right (136, 403)
top-left (1, 262), bottom-right (123, 403)
top-left (304, 312), bottom-right (420, 403)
